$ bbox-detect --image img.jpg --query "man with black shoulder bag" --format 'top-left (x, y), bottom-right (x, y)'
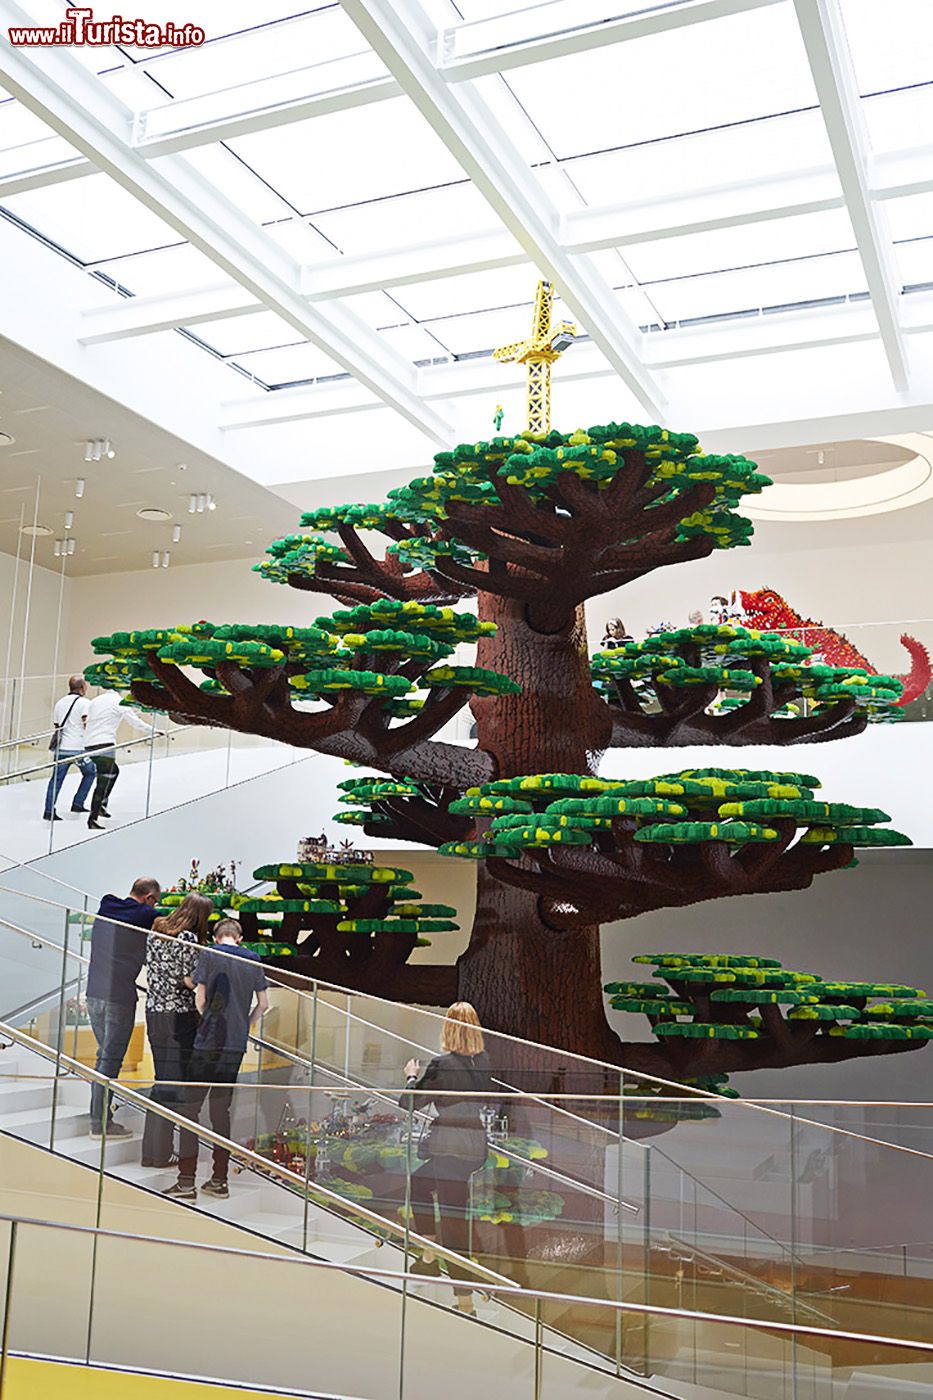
top-left (44, 675), bottom-right (95, 821)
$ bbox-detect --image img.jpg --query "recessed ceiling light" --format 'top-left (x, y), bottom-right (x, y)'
top-left (137, 507), bottom-right (173, 522)
top-left (0, 431), bottom-right (15, 447)
top-left (21, 523), bottom-right (53, 536)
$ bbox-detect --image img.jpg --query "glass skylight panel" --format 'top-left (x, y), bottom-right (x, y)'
top-left (0, 99), bottom-right (79, 180)
top-left (265, 217), bottom-right (342, 264)
top-left (185, 310), bottom-right (305, 358)
top-left (378, 322), bottom-right (454, 364)
top-left (885, 193), bottom-right (933, 243)
top-left (556, 110), bottom-right (839, 214)
top-left (310, 182), bottom-right (496, 256)
top-left (386, 265), bottom-right (537, 323)
top-left (419, 305), bottom-right (550, 357)
top-left (228, 99), bottom-right (466, 217)
top-left (230, 342), bottom-right (344, 387)
top-left (443, 0), bottom-right (701, 52)
top-left (2, 172), bottom-right (181, 262)
top-left (92, 243), bottom-right (239, 297)
top-left (863, 86), bottom-right (933, 155)
top-left (340, 291), bottom-right (423, 330)
top-left (892, 238), bottom-right (933, 291)
top-left (0, 95), bottom-right (62, 152)
top-left (620, 209), bottom-right (857, 285)
top-left (100, 0), bottom-right (316, 57)
top-left (501, 4), bottom-right (819, 159)
top-left (177, 147), bottom-right (296, 226)
top-left (132, 9), bottom-right (377, 102)
top-left (636, 248), bottom-right (868, 324)
top-left (839, 0), bottom-right (933, 94)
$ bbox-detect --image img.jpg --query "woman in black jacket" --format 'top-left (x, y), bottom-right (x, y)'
top-left (401, 1001), bottom-right (496, 1313)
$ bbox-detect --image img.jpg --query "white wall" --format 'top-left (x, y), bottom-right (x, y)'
top-left (585, 530), bottom-right (933, 678)
top-left (0, 549), bottom-right (75, 735)
top-left (0, 1133), bottom-right (644, 1400)
top-left (61, 554), bottom-right (338, 678)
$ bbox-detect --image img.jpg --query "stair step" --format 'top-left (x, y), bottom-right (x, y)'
top-left (0, 1102), bottom-right (89, 1142)
top-left (0, 1080), bottom-right (55, 1114)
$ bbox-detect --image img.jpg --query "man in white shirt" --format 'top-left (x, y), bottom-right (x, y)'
top-left (84, 688), bottom-right (156, 830)
top-left (44, 675), bottom-right (96, 821)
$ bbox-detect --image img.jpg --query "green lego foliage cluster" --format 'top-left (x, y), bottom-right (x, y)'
top-left (87, 601), bottom-right (516, 715)
top-left (591, 624), bottom-right (904, 723)
top-left (238, 857), bottom-right (458, 951)
top-left (604, 953), bottom-right (933, 1094)
top-left (436, 768), bottom-right (910, 861)
top-left (251, 423), bottom-right (771, 589)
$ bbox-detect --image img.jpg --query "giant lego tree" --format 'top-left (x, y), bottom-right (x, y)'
top-left (87, 419), bottom-right (922, 1080)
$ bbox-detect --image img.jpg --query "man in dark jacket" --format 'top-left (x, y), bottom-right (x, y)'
top-left (86, 876), bottom-right (161, 1136)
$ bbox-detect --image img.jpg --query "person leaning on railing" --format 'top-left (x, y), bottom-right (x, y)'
top-left (86, 876), bottom-right (161, 1138)
top-left (141, 893), bottom-right (214, 1169)
top-left (400, 1001), bottom-right (497, 1315)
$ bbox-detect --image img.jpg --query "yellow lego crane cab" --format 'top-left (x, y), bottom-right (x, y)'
top-left (493, 280), bottom-right (577, 435)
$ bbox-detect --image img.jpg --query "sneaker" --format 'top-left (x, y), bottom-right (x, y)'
top-left (42, 813), bottom-right (62, 822)
top-left (70, 806), bottom-right (88, 813)
top-left (163, 1180), bottom-right (197, 1201)
top-left (89, 1121), bottom-right (133, 1139)
top-left (200, 1179), bottom-right (229, 1199)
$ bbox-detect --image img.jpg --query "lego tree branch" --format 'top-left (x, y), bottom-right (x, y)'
top-left (594, 625), bottom-right (899, 748)
top-left (606, 952), bottom-right (933, 1085)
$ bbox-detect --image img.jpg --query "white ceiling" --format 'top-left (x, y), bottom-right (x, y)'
top-left (0, 0), bottom-right (931, 530)
top-left (0, 338), bottom-right (295, 575)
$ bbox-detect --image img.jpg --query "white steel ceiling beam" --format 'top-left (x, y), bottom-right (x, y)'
top-left (340, 0), bottom-right (665, 418)
top-left (792, 0), bottom-right (909, 391)
top-left (78, 186), bottom-right (845, 346)
top-left (439, 0), bottom-right (785, 81)
top-left (78, 229), bottom-right (529, 344)
top-left (222, 291), bottom-right (933, 431)
top-left (135, 76), bottom-right (399, 157)
top-left (0, 1), bottom-right (453, 444)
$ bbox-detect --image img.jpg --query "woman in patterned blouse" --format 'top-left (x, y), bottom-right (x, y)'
top-left (141, 893), bottom-right (213, 1167)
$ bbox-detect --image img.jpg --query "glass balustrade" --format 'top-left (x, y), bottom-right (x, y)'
top-left (1, 1199), bottom-right (932, 1398)
top-left (1, 887), bottom-right (933, 1394)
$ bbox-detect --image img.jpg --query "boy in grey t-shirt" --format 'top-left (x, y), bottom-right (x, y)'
top-left (165, 919), bottom-right (268, 1201)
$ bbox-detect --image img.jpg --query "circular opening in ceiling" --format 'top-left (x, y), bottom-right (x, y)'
top-left (137, 507), bottom-right (173, 522)
top-left (21, 524), bottom-right (53, 537)
top-left (0, 431), bottom-right (14, 448)
top-left (744, 435), bottom-right (933, 521)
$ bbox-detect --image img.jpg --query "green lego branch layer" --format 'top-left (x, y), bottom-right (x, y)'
top-left (86, 422), bottom-right (923, 1077)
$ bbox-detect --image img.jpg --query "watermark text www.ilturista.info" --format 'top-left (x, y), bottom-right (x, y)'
top-left (8, 6), bottom-right (205, 46)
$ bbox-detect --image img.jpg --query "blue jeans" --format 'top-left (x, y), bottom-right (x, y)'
top-left (86, 996), bottom-right (137, 1126)
top-left (44, 751), bottom-right (95, 816)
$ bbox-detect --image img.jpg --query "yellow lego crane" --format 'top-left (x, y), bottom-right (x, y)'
top-left (493, 280), bottom-right (577, 435)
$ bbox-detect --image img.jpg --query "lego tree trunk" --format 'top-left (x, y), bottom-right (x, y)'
top-left (457, 592), bottom-right (622, 1063)
top-left (457, 868), bottom-right (626, 1070)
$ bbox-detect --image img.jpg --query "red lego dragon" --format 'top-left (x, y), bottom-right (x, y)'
top-left (740, 587), bottom-right (932, 705)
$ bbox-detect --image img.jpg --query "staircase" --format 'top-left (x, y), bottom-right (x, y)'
top-left (0, 886), bottom-right (931, 1397)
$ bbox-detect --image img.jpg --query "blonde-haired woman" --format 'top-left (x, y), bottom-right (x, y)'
top-left (402, 1002), bottom-right (496, 1313)
top-left (141, 893), bottom-right (213, 1167)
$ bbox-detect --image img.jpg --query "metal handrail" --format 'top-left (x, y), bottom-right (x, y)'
top-left (6, 901), bottom-right (933, 1130)
top-left (251, 1030), bottom-right (639, 1215)
top-left (0, 728), bottom-right (47, 752)
top-left (0, 727), bottom-right (165, 783)
top-left (0, 1017), bottom-right (515, 1291)
top-left (1, 1209), bottom-right (932, 1356)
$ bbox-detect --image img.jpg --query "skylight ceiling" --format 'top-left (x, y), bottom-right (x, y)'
top-left (0, 0), bottom-right (931, 451)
